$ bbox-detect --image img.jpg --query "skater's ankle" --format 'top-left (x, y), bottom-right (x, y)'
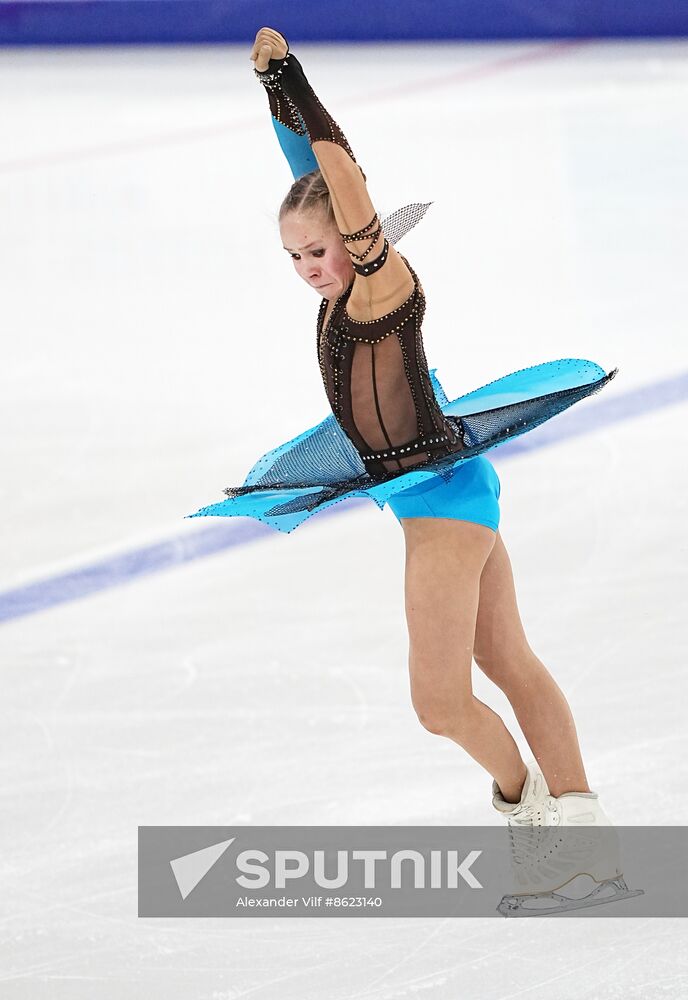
top-left (498, 763), bottom-right (529, 804)
top-left (548, 783), bottom-right (592, 797)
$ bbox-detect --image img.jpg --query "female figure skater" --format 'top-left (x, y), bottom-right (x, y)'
top-left (188, 29), bottom-right (640, 912)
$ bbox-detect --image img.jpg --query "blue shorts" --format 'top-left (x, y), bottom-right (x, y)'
top-left (386, 455), bottom-right (501, 532)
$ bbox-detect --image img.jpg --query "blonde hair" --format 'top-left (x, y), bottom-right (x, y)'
top-left (278, 169), bottom-right (335, 226)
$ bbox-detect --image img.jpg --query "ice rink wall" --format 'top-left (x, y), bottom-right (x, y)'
top-left (1, 0), bottom-right (687, 46)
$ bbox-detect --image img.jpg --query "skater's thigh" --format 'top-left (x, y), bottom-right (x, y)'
top-left (473, 530), bottom-right (533, 682)
top-left (400, 517), bottom-right (496, 677)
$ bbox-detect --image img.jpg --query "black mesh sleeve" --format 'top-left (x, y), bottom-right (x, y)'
top-left (255, 51), bottom-right (357, 164)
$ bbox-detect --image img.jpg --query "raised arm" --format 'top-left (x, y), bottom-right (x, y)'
top-left (251, 28), bottom-right (415, 320)
top-left (254, 31), bottom-right (317, 181)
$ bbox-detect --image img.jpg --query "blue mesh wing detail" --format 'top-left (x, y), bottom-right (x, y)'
top-left (186, 360), bottom-right (618, 534)
top-left (441, 359), bottom-right (611, 415)
top-left (239, 412), bottom-right (366, 490)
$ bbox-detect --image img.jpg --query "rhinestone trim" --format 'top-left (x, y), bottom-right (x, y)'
top-left (353, 238), bottom-right (389, 276)
top-left (360, 433), bottom-right (451, 461)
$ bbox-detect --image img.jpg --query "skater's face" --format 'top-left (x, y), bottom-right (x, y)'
top-left (280, 208), bottom-right (354, 300)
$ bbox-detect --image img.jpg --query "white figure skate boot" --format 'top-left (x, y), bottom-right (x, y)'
top-left (493, 764), bottom-right (644, 916)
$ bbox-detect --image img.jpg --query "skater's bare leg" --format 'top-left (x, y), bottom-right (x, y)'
top-left (473, 530), bottom-right (591, 798)
top-left (400, 518), bottom-right (528, 805)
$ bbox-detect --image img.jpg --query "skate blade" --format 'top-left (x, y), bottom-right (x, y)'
top-left (497, 878), bottom-right (645, 918)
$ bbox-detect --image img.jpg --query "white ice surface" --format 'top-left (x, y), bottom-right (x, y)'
top-left (1, 38), bottom-right (687, 999)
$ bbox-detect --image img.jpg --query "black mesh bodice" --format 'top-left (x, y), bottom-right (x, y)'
top-left (317, 256), bottom-right (466, 478)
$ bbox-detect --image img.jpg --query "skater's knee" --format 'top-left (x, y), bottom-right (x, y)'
top-left (415, 709), bottom-right (451, 736)
top-left (413, 695), bottom-right (479, 738)
top-left (409, 653), bottom-right (475, 738)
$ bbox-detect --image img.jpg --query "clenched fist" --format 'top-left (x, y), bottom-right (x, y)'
top-left (249, 27), bottom-right (288, 72)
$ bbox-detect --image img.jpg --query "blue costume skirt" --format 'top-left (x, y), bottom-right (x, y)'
top-left (186, 359), bottom-right (617, 534)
